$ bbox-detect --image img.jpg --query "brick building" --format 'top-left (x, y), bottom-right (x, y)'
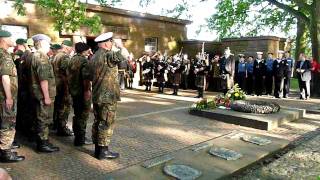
top-left (0, 1), bottom-right (191, 58)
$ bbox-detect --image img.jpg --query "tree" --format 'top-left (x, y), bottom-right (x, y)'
top-left (13, 0), bottom-right (122, 34)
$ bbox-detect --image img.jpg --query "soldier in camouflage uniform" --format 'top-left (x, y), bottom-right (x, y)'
top-left (87, 32), bottom-right (128, 160)
top-left (0, 30), bottom-right (25, 162)
top-left (68, 42), bottom-right (92, 146)
top-left (51, 40), bottom-right (73, 136)
top-left (30, 34), bottom-right (59, 153)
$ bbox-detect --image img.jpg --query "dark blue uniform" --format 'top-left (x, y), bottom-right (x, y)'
top-left (253, 59), bottom-right (266, 96)
top-left (265, 58), bottom-right (274, 95)
top-left (237, 61), bottom-right (246, 90)
top-left (284, 57), bottom-right (294, 97)
top-left (246, 62), bottom-right (254, 95)
top-left (273, 59), bottom-right (287, 98)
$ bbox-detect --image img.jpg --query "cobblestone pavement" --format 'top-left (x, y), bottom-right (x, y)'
top-left (1, 89), bottom-right (320, 179)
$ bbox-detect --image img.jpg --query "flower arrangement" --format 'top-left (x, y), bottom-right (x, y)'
top-left (191, 84), bottom-right (246, 110)
top-left (225, 84), bottom-right (246, 101)
top-left (191, 98), bottom-right (216, 110)
top-left (214, 84), bottom-right (246, 108)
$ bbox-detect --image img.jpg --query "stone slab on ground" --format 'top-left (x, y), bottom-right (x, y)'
top-left (189, 107), bottom-right (305, 131)
top-left (108, 132), bottom-right (290, 180)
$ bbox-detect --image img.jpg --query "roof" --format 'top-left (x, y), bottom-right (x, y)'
top-left (86, 4), bottom-right (192, 25)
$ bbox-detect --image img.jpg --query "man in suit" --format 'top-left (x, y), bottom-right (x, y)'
top-left (296, 53), bottom-right (312, 100)
top-left (273, 51), bottom-right (287, 98)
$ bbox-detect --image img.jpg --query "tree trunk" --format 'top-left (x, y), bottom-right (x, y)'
top-left (295, 17), bottom-right (308, 61)
top-left (310, 1), bottom-right (320, 62)
top-left (309, 0), bottom-right (320, 97)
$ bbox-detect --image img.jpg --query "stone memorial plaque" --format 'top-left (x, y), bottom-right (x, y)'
top-left (224, 132), bottom-right (245, 139)
top-left (191, 142), bottom-right (211, 152)
top-left (163, 164), bottom-right (202, 180)
top-left (241, 136), bottom-right (272, 146)
top-left (142, 154), bottom-right (174, 168)
top-left (209, 147), bottom-right (243, 160)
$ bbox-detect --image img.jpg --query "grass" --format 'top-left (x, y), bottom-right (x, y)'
top-left (291, 78), bottom-right (299, 91)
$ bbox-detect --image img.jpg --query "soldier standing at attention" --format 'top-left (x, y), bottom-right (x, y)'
top-left (88, 32), bottom-right (128, 160)
top-left (284, 51), bottom-right (294, 98)
top-left (30, 34), bottom-right (59, 152)
top-left (210, 54), bottom-right (221, 91)
top-left (265, 52), bottom-right (274, 95)
top-left (237, 54), bottom-right (246, 90)
top-left (273, 51), bottom-right (287, 98)
top-left (68, 42), bottom-right (92, 146)
top-left (253, 52), bottom-right (266, 96)
top-left (0, 30), bottom-right (25, 162)
top-left (245, 56), bottom-right (254, 95)
top-left (52, 40), bottom-right (74, 136)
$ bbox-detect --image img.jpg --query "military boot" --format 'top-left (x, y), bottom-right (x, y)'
top-left (94, 145), bottom-right (119, 160)
top-left (74, 136), bottom-right (93, 146)
top-left (57, 127), bottom-right (74, 136)
top-left (37, 140), bottom-right (60, 153)
top-left (0, 149), bottom-right (25, 163)
top-left (11, 141), bottom-right (21, 149)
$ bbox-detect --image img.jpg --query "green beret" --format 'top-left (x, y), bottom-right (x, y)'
top-left (27, 38), bottom-right (34, 46)
top-left (62, 40), bottom-right (73, 47)
top-left (16, 38), bottom-right (27, 45)
top-left (0, 30), bottom-right (12, 38)
top-left (51, 44), bottom-right (62, 50)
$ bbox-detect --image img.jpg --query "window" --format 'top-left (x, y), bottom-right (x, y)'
top-left (0, 25), bottom-right (28, 41)
top-left (145, 37), bottom-right (158, 52)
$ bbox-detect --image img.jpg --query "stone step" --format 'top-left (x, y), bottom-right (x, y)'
top-left (108, 132), bottom-right (290, 180)
top-left (189, 107), bottom-right (305, 131)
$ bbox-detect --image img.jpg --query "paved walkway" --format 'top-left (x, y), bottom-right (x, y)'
top-left (1, 89), bottom-right (320, 179)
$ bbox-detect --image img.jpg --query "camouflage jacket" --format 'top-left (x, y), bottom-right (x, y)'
top-left (51, 52), bottom-right (70, 93)
top-left (68, 54), bottom-right (89, 97)
top-left (0, 48), bottom-right (18, 101)
top-left (30, 51), bottom-right (56, 100)
top-left (86, 48), bottom-right (126, 104)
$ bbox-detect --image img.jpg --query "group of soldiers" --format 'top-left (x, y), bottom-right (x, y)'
top-left (138, 47), bottom-right (298, 99)
top-left (0, 30), bottom-right (127, 163)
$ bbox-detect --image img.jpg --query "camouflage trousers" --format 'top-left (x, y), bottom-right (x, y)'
top-left (72, 95), bottom-right (91, 138)
top-left (53, 93), bottom-right (71, 129)
top-left (35, 99), bottom-right (54, 141)
top-left (92, 102), bottom-right (117, 146)
top-left (0, 100), bottom-right (17, 150)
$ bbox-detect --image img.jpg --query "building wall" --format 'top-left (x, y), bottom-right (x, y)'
top-left (183, 36), bottom-right (290, 60)
top-left (0, 2), bottom-right (188, 58)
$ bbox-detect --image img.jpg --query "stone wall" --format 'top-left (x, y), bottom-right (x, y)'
top-left (182, 36), bottom-right (290, 59)
top-left (0, 2), bottom-right (190, 58)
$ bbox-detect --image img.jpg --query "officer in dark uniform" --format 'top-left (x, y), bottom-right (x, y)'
top-left (245, 56), bottom-right (254, 95)
top-left (194, 54), bottom-right (208, 98)
top-left (253, 52), bottom-right (266, 96)
top-left (237, 54), bottom-right (246, 90)
top-left (273, 51), bottom-right (287, 98)
top-left (265, 52), bottom-right (274, 95)
top-left (142, 55), bottom-right (154, 91)
top-left (155, 55), bottom-right (167, 93)
top-left (284, 51), bottom-right (294, 98)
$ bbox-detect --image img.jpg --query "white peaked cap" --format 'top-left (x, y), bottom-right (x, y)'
top-left (94, 32), bottom-right (113, 43)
